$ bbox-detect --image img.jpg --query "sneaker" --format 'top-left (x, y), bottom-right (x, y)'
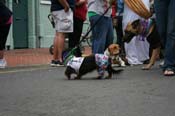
top-left (50, 60), bottom-right (64, 67)
top-left (159, 60), bottom-right (164, 67)
top-left (0, 59), bottom-right (7, 69)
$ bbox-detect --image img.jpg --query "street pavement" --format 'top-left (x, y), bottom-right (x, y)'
top-left (0, 62), bottom-right (175, 116)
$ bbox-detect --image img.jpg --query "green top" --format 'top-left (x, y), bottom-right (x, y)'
top-left (88, 11), bottom-right (97, 18)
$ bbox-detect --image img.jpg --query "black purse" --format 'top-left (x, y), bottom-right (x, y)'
top-left (48, 14), bottom-right (55, 28)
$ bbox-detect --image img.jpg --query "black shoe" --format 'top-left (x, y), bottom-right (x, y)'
top-left (50, 60), bottom-right (64, 67)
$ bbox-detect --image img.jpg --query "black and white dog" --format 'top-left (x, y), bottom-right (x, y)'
top-left (64, 53), bottom-right (123, 80)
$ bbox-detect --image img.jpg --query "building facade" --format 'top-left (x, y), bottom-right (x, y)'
top-left (6, 0), bottom-right (54, 49)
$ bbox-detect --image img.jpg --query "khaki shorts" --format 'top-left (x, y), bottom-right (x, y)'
top-left (52, 9), bottom-right (73, 32)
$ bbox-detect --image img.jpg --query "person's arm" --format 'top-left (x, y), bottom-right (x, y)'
top-left (58, 0), bottom-right (70, 12)
top-left (76, 0), bottom-right (87, 7)
top-left (109, 0), bottom-right (116, 6)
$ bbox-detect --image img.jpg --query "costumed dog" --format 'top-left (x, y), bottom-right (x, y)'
top-left (64, 53), bottom-right (123, 80)
top-left (123, 19), bottom-right (161, 70)
top-left (104, 44), bottom-right (126, 67)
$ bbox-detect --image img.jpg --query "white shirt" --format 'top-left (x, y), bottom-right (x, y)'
top-left (67, 57), bottom-right (85, 73)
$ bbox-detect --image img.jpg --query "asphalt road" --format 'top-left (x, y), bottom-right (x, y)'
top-left (0, 64), bottom-right (175, 116)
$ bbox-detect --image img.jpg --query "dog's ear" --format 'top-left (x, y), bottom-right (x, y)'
top-left (132, 19), bottom-right (140, 29)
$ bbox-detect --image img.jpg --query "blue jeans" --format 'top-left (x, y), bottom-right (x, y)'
top-left (154, 0), bottom-right (175, 71)
top-left (89, 15), bottom-right (114, 54)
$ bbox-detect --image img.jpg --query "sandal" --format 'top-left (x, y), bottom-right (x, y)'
top-left (164, 68), bottom-right (175, 76)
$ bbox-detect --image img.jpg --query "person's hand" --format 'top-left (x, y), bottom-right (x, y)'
top-left (64, 6), bottom-right (69, 12)
top-left (58, 0), bottom-right (70, 12)
top-left (109, 0), bottom-right (116, 6)
top-left (76, 0), bottom-right (87, 6)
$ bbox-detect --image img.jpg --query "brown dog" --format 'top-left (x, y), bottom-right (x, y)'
top-left (123, 19), bottom-right (161, 70)
top-left (104, 44), bottom-right (126, 67)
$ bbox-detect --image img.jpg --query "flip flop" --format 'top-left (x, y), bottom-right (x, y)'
top-left (164, 68), bottom-right (175, 76)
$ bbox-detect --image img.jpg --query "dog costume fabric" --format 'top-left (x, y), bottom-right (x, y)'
top-left (123, 1), bottom-right (150, 65)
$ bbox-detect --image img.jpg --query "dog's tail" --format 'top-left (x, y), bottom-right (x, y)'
top-left (112, 68), bottom-right (124, 74)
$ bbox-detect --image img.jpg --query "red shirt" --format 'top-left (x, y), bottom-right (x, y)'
top-left (74, 0), bottom-right (87, 21)
top-left (111, 1), bottom-right (117, 18)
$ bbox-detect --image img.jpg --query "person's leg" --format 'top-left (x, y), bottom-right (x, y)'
top-left (90, 15), bottom-right (109, 54)
top-left (0, 24), bottom-right (11, 58)
top-left (116, 16), bottom-right (123, 48)
top-left (51, 10), bottom-right (70, 66)
top-left (163, 0), bottom-right (175, 75)
top-left (51, 32), bottom-right (65, 66)
top-left (68, 17), bottom-right (83, 57)
top-left (57, 32), bottom-right (65, 63)
top-left (53, 33), bottom-right (58, 61)
top-left (154, 0), bottom-right (169, 48)
top-left (105, 17), bottom-right (114, 49)
top-left (0, 24), bottom-right (11, 68)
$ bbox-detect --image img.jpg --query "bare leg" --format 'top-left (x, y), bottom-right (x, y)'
top-left (53, 32), bottom-right (65, 62)
top-left (53, 35), bottom-right (58, 60)
top-left (57, 32), bottom-right (65, 62)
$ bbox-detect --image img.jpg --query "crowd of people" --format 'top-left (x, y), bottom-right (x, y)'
top-left (1, 0), bottom-right (175, 76)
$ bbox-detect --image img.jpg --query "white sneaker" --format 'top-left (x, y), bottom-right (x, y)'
top-left (0, 59), bottom-right (7, 69)
top-left (159, 60), bottom-right (164, 67)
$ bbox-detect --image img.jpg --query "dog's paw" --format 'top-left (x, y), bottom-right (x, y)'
top-left (105, 76), bottom-right (112, 79)
top-left (121, 63), bottom-right (126, 67)
top-left (74, 76), bottom-right (81, 80)
top-left (142, 63), bottom-right (154, 70)
top-left (65, 74), bottom-right (71, 80)
top-left (96, 76), bottom-right (103, 79)
top-left (67, 77), bottom-right (71, 80)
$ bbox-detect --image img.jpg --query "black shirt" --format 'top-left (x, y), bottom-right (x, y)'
top-left (0, 1), bottom-right (12, 25)
top-left (50, 0), bottom-right (75, 12)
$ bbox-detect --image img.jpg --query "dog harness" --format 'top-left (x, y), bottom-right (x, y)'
top-left (95, 54), bottom-right (109, 76)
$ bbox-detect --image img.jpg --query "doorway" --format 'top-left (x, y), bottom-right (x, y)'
top-left (13, 0), bottom-right (28, 48)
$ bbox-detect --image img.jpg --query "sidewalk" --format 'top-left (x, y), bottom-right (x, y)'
top-left (4, 47), bottom-right (92, 68)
